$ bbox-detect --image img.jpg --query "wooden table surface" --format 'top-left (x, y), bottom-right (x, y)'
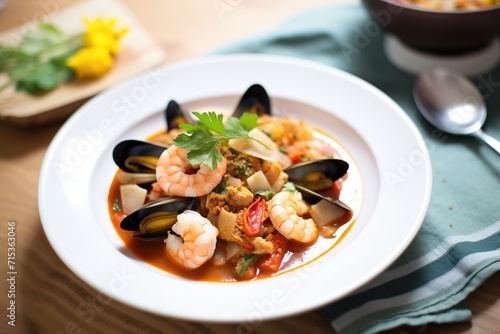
top-left (1, 0), bottom-right (499, 333)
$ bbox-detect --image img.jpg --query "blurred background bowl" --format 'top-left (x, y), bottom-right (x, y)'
top-left (361, 0), bottom-right (500, 54)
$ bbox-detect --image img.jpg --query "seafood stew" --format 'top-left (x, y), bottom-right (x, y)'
top-left (108, 85), bottom-right (362, 282)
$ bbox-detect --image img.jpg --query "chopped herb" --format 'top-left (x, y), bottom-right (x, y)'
top-left (112, 198), bottom-right (121, 212)
top-left (254, 189), bottom-right (275, 199)
top-left (281, 182), bottom-right (296, 193)
top-left (262, 130), bottom-right (272, 138)
top-left (237, 165), bottom-right (248, 175)
top-left (213, 180), bottom-right (227, 195)
top-left (237, 254), bottom-right (258, 277)
top-left (279, 146), bottom-right (288, 154)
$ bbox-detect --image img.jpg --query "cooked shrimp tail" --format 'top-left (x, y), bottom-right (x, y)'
top-left (156, 145), bottom-right (227, 197)
top-left (165, 210), bottom-right (219, 269)
top-left (268, 191), bottom-right (319, 244)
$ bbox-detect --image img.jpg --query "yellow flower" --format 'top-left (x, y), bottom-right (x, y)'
top-left (82, 17), bottom-right (128, 55)
top-left (65, 17), bottom-right (127, 80)
top-left (66, 46), bottom-right (114, 79)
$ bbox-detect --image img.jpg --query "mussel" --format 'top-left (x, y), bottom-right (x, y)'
top-left (232, 84), bottom-right (271, 118)
top-left (113, 140), bottom-right (167, 173)
top-left (295, 185), bottom-right (352, 212)
top-left (112, 140), bottom-right (168, 185)
top-left (285, 158), bottom-right (353, 237)
top-left (302, 183), bottom-right (353, 237)
top-left (164, 84), bottom-right (271, 130)
top-left (120, 197), bottom-right (200, 240)
top-left (285, 159), bottom-right (349, 192)
top-left (165, 99), bottom-right (196, 130)
top-left (285, 158), bottom-right (352, 212)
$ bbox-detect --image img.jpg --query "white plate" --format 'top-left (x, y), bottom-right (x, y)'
top-left (39, 54), bottom-right (432, 322)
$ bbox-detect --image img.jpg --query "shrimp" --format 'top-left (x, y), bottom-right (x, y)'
top-left (268, 191), bottom-right (319, 244)
top-left (156, 145), bottom-right (227, 197)
top-left (165, 210), bottom-right (219, 269)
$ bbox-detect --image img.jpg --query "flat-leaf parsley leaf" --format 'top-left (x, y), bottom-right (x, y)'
top-left (174, 111), bottom-right (268, 170)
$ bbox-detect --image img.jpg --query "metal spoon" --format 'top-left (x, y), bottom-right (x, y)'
top-left (413, 67), bottom-right (500, 155)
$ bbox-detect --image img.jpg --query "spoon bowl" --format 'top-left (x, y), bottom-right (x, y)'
top-left (414, 67), bottom-right (500, 154)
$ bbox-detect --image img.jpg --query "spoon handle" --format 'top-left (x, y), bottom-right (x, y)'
top-left (471, 130), bottom-right (500, 155)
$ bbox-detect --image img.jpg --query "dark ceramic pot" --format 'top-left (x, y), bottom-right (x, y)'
top-left (361, 0), bottom-right (500, 54)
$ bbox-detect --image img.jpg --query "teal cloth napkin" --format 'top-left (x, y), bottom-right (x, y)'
top-left (213, 3), bottom-right (500, 333)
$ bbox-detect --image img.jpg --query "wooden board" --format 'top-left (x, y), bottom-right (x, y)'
top-left (0, 0), bottom-right (165, 127)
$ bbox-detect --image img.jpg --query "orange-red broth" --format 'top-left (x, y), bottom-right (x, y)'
top-left (108, 124), bottom-right (362, 282)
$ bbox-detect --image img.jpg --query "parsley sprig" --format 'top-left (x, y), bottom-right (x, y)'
top-left (0, 22), bottom-right (81, 95)
top-left (173, 111), bottom-right (269, 169)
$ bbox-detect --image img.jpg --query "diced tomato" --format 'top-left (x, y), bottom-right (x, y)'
top-left (257, 233), bottom-right (288, 272)
top-left (243, 196), bottom-right (266, 237)
top-left (288, 152), bottom-right (301, 164)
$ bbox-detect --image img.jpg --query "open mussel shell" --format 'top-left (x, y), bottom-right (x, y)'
top-left (285, 159), bottom-right (349, 192)
top-left (232, 84), bottom-right (271, 118)
top-left (164, 85), bottom-right (271, 131)
top-left (117, 173), bottom-right (157, 185)
top-left (112, 140), bottom-right (168, 173)
top-left (132, 211), bottom-right (179, 241)
top-left (298, 184), bottom-right (353, 238)
top-left (120, 197), bottom-right (200, 232)
top-left (295, 185), bottom-right (352, 212)
top-left (133, 229), bottom-right (172, 241)
top-left (165, 99), bottom-right (197, 130)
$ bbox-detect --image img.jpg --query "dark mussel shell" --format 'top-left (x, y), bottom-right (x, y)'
top-left (295, 185), bottom-right (352, 212)
top-left (286, 159), bottom-right (352, 214)
top-left (165, 99), bottom-right (197, 130)
top-left (285, 159), bottom-right (349, 189)
top-left (164, 84), bottom-right (271, 131)
top-left (232, 84), bottom-right (271, 118)
top-left (298, 184), bottom-right (353, 239)
top-left (112, 140), bottom-right (168, 173)
top-left (120, 197), bottom-right (200, 232)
